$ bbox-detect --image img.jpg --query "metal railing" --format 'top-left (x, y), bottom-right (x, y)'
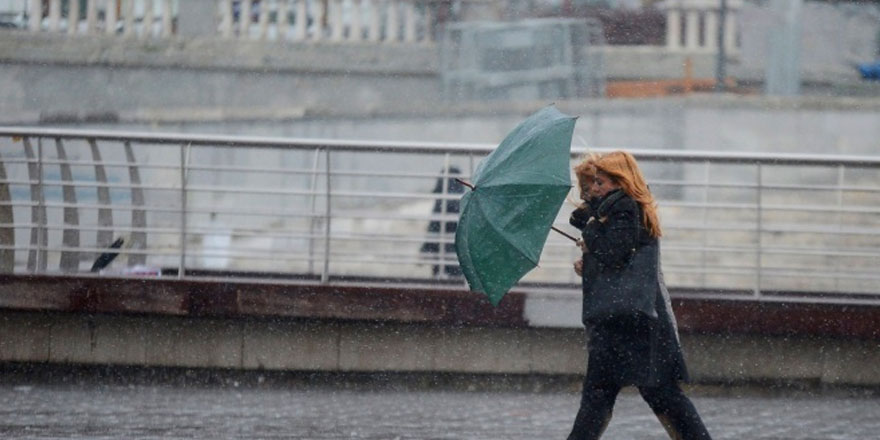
top-left (1, 127), bottom-right (880, 305)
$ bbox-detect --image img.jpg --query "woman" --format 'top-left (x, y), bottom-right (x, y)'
top-left (567, 151), bottom-right (712, 440)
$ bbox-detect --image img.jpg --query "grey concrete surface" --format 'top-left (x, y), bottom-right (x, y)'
top-left (1, 381), bottom-right (879, 439)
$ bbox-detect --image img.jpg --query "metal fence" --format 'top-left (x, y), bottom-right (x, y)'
top-left (1, 127), bottom-right (879, 305)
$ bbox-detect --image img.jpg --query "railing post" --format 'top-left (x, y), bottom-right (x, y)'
top-left (308, 148), bottom-right (321, 274)
top-left (36, 139), bottom-right (46, 272)
top-left (754, 163), bottom-right (763, 297)
top-left (834, 164), bottom-right (845, 290)
top-left (437, 153), bottom-right (451, 279)
top-left (178, 143), bottom-right (190, 279)
top-left (321, 148), bottom-right (331, 283)
top-left (700, 161), bottom-right (710, 287)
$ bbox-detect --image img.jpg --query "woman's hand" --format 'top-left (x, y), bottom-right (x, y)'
top-left (573, 259), bottom-right (584, 277)
top-left (576, 239), bottom-right (587, 253)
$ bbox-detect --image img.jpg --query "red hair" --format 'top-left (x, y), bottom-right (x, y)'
top-left (594, 151), bottom-right (662, 238)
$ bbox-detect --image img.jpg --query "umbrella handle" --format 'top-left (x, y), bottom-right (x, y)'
top-left (551, 226), bottom-right (579, 243)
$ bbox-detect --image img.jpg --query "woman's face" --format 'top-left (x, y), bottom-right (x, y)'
top-left (579, 176), bottom-right (595, 201)
top-left (592, 172), bottom-right (619, 199)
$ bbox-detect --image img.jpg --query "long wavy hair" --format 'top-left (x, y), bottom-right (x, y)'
top-left (594, 151), bottom-right (662, 238)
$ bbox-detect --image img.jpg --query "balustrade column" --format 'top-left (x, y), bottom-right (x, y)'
top-left (161, 0), bottom-right (173, 37)
top-left (28, 0), bottom-right (41, 31)
top-left (386, 0), bottom-right (400, 42)
top-left (106, 0), bottom-right (118, 35)
top-left (313, 0), bottom-right (325, 41)
top-left (403, 1), bottom-right (416, 43)
top-left (85, 0), bottom-right (98, 34)
top-left (660, 0), bottom-right (741, 54)
top-left (277, 0), bottom-right (290, 40)
top-left (367, 0), bottom-right (380, 42)
top-left (665, 8), bottom-right (681, 50)
top-left (349, 0), bottom-right (363, 42)
top-left (294, 0), bottom-right (307, 40)
top-left (142, 0), bottom-right (155, 39)
top-left (704, 9), bottom-right (717, 50)
top-left (219, 0), bottom-right (233, 38)
top-left (239, 0), bottom-right (252, 36)
top-left (724, 10), bottom-right (737, 53)
top-left (330, 0), bottom-right (344, 41)
top-left (684, 8), bottom-right (699, 50)
top-left (48, 0), bottom-right (61, 32)
top-left (257, 0), bottom-right (270, 40)
top-left (68, 0), bottom-right (80, 34)
top-left (123, 0), bottom-right (136, 37)
top-left (422, 5), bottom-right (432, 45)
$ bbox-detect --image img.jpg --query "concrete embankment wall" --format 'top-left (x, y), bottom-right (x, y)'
top-left (2, 275), bottom-right (879, 387)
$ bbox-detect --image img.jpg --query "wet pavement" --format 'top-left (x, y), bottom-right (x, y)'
top-left (2, 381), bottom-right (879, 439)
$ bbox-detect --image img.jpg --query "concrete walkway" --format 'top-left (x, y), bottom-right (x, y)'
top-left (2, 382), bottom-right (878, 439)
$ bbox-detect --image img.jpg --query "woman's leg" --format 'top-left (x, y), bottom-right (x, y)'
top-left (638, 383), bottom-right (712, 440)
top-left (567, 381), bottom-right (622, 440)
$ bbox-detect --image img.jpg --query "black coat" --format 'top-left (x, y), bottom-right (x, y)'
top-left (574, 190), bottom-right (689, 387)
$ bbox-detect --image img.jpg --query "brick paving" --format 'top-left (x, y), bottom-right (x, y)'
top-left (1, 382), bottom-right (879, 439)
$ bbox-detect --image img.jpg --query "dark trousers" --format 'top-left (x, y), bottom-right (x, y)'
top-left (567, 381), bottom-right (712, 440)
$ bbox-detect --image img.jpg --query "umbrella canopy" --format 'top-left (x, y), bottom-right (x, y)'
top-left (455, 106), bottom-right (576, 306)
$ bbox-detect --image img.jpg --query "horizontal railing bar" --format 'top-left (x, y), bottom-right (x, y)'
top-left (650, 178), bottom-right (880, 193)
top-left (1, 159), bottom-right (472, 181)
top-left (4, 127), bottom-right (880, 166)
top-left (0, 128), bottom-right (496, 154)
top-left (0, 158), bottom-right (181, 170)
top-left (1, 179), bottom-right (180, 191)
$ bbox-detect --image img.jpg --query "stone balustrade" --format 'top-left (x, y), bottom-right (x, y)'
top-left (659, 0), bottom-right (742, 54)
top-left (17, 0), bottom-right (436, 44)
top-left (12, 0), bottom-right (742, 52)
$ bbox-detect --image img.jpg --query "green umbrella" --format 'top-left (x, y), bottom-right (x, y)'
top-left (455, 106), bottom-right (577, 306)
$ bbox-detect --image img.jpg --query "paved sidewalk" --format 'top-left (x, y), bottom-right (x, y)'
top-left (2, 382), bottom-right (879, 439)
